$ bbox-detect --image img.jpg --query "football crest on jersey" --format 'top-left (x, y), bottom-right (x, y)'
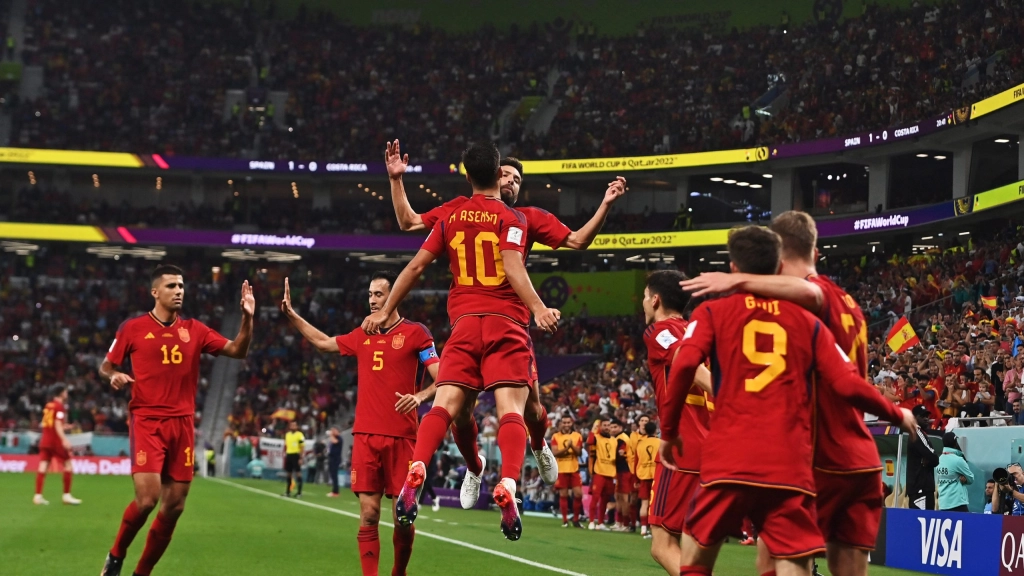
top-left (136, 450), bottom-right (147, 466)
top-left (392, 334), bottom-right (405, 350)
top-left (655, 329), bottom-right (678, 349)
top-left (178, 327), bottom-right (190, 343)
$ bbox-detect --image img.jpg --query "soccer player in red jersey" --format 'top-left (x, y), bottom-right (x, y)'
top-left (99, 265), bottom-right (255, 576)
top-left (365, 141), bottom-right (560, 541)
top-left (386, 139), bottom-right (624, 491)
top-left (641, 270), bottom-right (712, 576)
top-left (659, 227), bottom-right (916, 576)
top-left (34, 384), bottom-right (81, 505)
top-left (281, 271), bottom-right (439, 576)
top-left (682, 211), bottom-right (892, 576)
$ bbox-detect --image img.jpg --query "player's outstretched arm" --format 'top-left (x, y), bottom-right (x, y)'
top-left (221, 280), bottom-right (255, 359)
top-left (362, 249), bottom-right (437, 334)
top-left (560, 177), bottom-right (626, 250)
top-left (99, 359), bottom-right (134, 391)
top-left (681, 273), bottom-right (824, 313)
top-left (280, 277), bottom-right (339, 353)
top-left (386, 140), bottom-right (426, 232)
top-left (501, 248), bottom-right (560, 333)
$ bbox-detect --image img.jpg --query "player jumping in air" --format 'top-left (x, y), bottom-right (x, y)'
top-left (660, 227), bottom-right (916, 576)
top-left (34, 384), bottom-right (82, 505)
top-left (282, 272), bottom-right (439, 576)
top-left (364, 141), bottom-right (560, 541)
top-left (99, 265), bottom-right (254, 576)
top-left (386, 139), bottom-right (624, 493)
top-left (682, 210), bottom-right (896, 576)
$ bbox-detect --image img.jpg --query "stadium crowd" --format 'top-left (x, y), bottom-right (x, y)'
top-left (8, 0), bottom-right (1024, 162)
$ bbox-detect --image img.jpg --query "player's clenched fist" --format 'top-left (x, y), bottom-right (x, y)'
top-left (362, 310), bottom-right (389, 334)
top-left (533, 307), bottom-right (561, 333)
top-left (108, 372), bottom-right (135, 391)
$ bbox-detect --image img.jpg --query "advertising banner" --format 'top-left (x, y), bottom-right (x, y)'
top-left (528, 271), bottom-right (645, 316)
top-left (535, 228), bottom-right (731, 251)
top-left (972, 179), bottom-right (1024, 213)
top-left (1001, 516), bottom-right (1024, 576)
top-left (0, 454), bottom-right (132, 475)
top-left (154, 155), bottom-right (456, 176)
top-left (0, 147), bottom-right (143, 168)
top-left (491, 148), bottom-right (767, 176)
top-left (815, 203), bottom-right (956, 238)
top-left (770, 112), bottom-right (956, 159)
top-left (972, 82), bottom-right (1024, 120)
top-left (885, 508), bottom-right (1001, 574)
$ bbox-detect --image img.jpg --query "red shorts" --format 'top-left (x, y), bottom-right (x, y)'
top-left (648, 463), bottom-right (699, 534)
top-left (637, 479), bottom-right (653, 501)
top-left (38, 445), bottom-right (69, 464)
top-left (351, 433), bottom-right (414, 498)
top-left (554, 472), bottom-right (582, 490)
top-left (814, 470), bottom-right (884, 550)
top-left (615, 472), bottom-right (633, 494)
top-left (591, 474), bottom-right (615, 500)
top-left (685, 483), bottom-right (825, 559)
top-left (436, 315), bottom-right (533, 391)
top-left (130, 415), bottom-right (195, 482)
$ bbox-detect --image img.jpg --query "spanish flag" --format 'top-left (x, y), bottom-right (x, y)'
top-left (886, 316), bottom-right (920, 354)
top-left (982, 295), bottom-right (998, 310)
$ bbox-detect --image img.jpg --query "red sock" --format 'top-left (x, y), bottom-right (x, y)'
top-left (357, 525), bottom-right (380, 576)
top-left (588, 483), bottom-right (600, 521)
top-left (451, 420), bottom-right (482, 476)
top-left (63, 471), bottom-right (72, 494)
top-left (559, 496), bottom-right (569, 523)
top-left (761, 572), bottom-right (777, 576)
top-left (111, 501), bottom-right (149, 558)
top-left (391, 525), bottom-right (414, 576)
top-left (497, 413), bottom-right (527, 480)
top-left (34, 472), bottom-right (45, 495)
top-left (526, 405), bottom-right (548, 451)
top-left (411, 407), bottom-right (452, 465)
top-left (572, 497), bottom-right (582, 522)
top-left (134, 512), bottom-right (177, 576)
top-left (680, 566), bottom-right (712, 575)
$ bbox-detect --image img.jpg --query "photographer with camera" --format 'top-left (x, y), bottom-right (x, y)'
top-left (992, 463), bottom-right (1024, 515)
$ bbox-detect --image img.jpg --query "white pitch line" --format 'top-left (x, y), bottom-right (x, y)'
top-left (207, 477), bottom-right (588, 576)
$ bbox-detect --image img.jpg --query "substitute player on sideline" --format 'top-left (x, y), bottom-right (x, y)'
top-left (34, 384), bottom-right (82, 505)
top-left (642, 270), bottom-right (712, 576)
top-left (99, 265), bottom-right (254, 576)
top-left (682, 210), bottom-right (890, 576)
top-left (364, 141), bottom-right (560, 541)
top-left (550, 414), bottom-right (585, 528)
top-left (660, 227), bottom-right (916, 576)
top-left (282, 271), bottom-right (439, 576)
top-left (634, 421), bottom-right (660, 539)
top-left (386, 140), bottom-right (624, 489)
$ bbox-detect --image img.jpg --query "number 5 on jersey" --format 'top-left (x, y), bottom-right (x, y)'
top-left (372, 350), bottom-right (384, 371)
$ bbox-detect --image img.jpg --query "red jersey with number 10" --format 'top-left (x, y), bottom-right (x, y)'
top-left (421, 194), bottom-right (530, 326)
top-left (106, 314), bottom-right (228, 418)
top-left (808, 274), bottom-right (881, 473)
top-left (422, 198), bottom-right (571, 252)
top-left (669, 294), bottom-right (902, 495)
top-left (643, 318), bottom-right (710, 473)
top-left (335, 319), bottom-right (439, 440)
top-left (40, 399), bottom-right (65, 449)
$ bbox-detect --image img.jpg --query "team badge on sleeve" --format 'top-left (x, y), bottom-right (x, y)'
top-left (178, 327), bottom-right (190, 343)
top-left (507, 227), bottom-right (524, 246)
top-left (683, 321), bottom-right (698, 340)
top-left (392, 334), bottom-right (405, 350)
top-left (655, 329), bottom-right (678, 349)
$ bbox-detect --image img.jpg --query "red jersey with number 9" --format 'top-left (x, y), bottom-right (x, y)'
top-left (106, 314), bottom-right (229, 418)
top-left (421, 194), bottom-right (530, 326)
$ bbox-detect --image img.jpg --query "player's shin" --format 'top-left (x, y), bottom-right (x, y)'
top-left (496, 413), bottom-right (527, 480)
top-left (392, 524), bottom-right (415, 576)
top-left (63, 470), bottom-right (72, 494)
top-left (559, 496), bottom-right (569, 523)
top-left (110, 501), bottom-right (149, 558)
top-left (450, 418), bottom-right (482, 476)
top-left (525, 403), bottom-right (548, 451)
top-left (357, 525), bottom-right (381, 576)
top-left (133, 513), bottom-right (177, 576)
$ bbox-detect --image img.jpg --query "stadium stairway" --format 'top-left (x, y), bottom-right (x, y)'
top-left (199, 310), bottom-right (243, 454)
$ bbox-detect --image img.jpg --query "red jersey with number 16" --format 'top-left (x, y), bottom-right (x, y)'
top-left (643, 318), bottom-right (710, 473)
top-left (39, 399), bottom-right (66, 449)
top-left (808, 274), bottom-right (881, 473)
top-left (106, 314), bottom-right (229, 418)
top-left (336, 319), bottom-right (439, 440)
top-left (421, 194), bottom-right (530, 326)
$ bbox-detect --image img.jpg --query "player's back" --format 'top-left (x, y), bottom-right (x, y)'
top-left (424, 194), bottom-right (529, 326)
top-left (686, 293), bottom-right (824, 494)
top-left (807, 274), bottom-right (881, 473)
top-left (40, 400), bottom-right (63, 447)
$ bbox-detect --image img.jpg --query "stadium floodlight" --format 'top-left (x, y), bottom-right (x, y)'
top-left (749, 184), bottom-right (763, 189)
top-left (723, 179), bottom-right (736, 184)
top-left (916, 153), bottom-right (929, 158)
top-left (762, 174), bottom-right (772, 178)
top-left (710, 177), bottom-right (723, 182)
top-left (995, 138), bottom-right (1010, 143)
top-left (934, 155), bottom-right (947, 160)
top-left (737, 182), bottom-right (749, 187)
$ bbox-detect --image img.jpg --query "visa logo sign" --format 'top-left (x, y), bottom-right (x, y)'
top-left (919, 517), bottom-right (962, 568)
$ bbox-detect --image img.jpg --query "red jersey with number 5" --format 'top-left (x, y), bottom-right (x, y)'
top-left (643, 318), bottom-right (710, 473)
top-left (106, 314), bottom-right (229, 418)
top-left (40, 399), bottom-right (65, 449)
top-left (671, 294), bottom-right (902, 494)
top-left (336, 319), bottom-right (439, 440)
top-left (421, 194), bottom-right (530, 325)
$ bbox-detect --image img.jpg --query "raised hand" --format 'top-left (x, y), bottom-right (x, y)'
top-left (385, 139), bottom-right (409, 181)
top-left (240, 280), bottom-right (256, 316)
top-left (603, 176), bottom-right (626, 205)
top-left (281, 277), bottom-right (294, 316)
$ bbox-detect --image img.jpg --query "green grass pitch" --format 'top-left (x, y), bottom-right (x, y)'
top-left (0, 474), bottom-right (927, 575)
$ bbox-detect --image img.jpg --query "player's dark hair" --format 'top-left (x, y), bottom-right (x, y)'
top-left (644, 421), bottom-right (657, 436)
top-left (500, 156), bottom-right (524, 178)
top-left (770, 210), bottom-right (818, 262)
top-left (462, 142), bottom-right (501, 189)
top-left (370, 270), bottom-right (399, 291)
top-left (727, 226), bottom-right (781, 275)
top-left (151, 264), bottom-right (184, 283)
top-left (646, 270), bottom-right (690, 315)
top-left (609, 418), bottom-right (623, 427)
top-left (49, 384), bottom-right (66, 398)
